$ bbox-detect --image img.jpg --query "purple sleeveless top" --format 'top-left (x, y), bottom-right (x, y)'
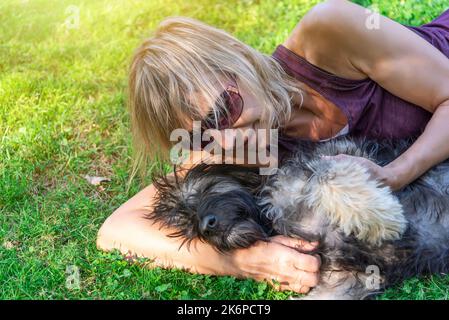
top-left (272, 9), bottom-right (449, 141)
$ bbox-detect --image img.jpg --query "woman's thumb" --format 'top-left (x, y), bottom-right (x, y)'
top-left (270, 235), bottom-right (318, 252)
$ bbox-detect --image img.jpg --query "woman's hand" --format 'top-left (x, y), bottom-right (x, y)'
top-left (322, 154), bottom-right (402, 191)
top-left (228, 235), bottom-right (321, 294)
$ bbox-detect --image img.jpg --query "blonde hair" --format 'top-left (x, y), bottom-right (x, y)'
top-left (128, 16), bottom-right (303, 183)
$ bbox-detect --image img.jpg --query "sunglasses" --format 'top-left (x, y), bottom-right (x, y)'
top-left (203, 82), bottom-right (244, 130)
top-left (190, 79), bottom-right (244, 149)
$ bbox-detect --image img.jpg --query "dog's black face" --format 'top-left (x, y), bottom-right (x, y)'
top-left (151, 165), bottom-right (271, 252)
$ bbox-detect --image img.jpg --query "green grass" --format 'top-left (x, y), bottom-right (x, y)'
top-left (1, 0), bottom-right (449, 300)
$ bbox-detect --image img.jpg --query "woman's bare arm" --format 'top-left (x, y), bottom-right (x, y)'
top-left (292, 0), bottom-right (449, 189)
top-left (97, 180), bottom-right (321, 293)
top-left (97, 183), bottom-right (235, 275)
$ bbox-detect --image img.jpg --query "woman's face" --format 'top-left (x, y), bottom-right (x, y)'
top-left (188, 76), bottom-right (267, 152)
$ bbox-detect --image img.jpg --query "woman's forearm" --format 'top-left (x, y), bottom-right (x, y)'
top-left (96, 186), bottom-right (237, 276)
top-left (120, 213), bottom-right (238, 276)
top-left (385, 101), bottom-right (449, 190)
top-left (97, 183), bottom-right (321, 293)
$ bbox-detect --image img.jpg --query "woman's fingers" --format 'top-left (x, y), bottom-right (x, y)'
top-left (269, 278), bottom-right (310, 294)
top-left (231, 238), bottom-right (321, 294)
top-left (264, 269), bottom-right (318, 293)
top-left (270, 235), bottom-right (318, 252)
top-left (278, 283), bottom-right (310, 294)
top-left (270, 236), bottom-right (321, 272)
top-left (290, 268), bottom-right (320, 288)
top-left (263, 246), bottom-right (320, 293)
top-left (291, 252), bottom-right (321, 273)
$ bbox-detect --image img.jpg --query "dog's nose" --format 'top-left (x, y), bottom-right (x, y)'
top-left (200, 215), bottom-right (217, 233)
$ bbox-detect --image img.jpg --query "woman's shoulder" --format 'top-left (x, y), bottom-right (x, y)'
top-left (283, 0), bottom-right (369, 81)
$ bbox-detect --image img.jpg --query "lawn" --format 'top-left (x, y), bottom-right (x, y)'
top-left (1, 0), bottom-right (449, 300)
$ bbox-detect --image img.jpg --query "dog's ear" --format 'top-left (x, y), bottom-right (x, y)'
top-left (199, 164), bottom-right (263, 192)
top-left (151, 168), bottom-right (176, 195)
top-left (148, 166), bottom-right (201, 245)
top-left (185, 164), bottom-right (265, 194)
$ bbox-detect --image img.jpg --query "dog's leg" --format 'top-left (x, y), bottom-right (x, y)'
top-left (304, 159), bottom-right (407, 245)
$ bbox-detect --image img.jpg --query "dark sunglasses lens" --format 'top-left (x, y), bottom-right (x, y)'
top-left (216, 91), bottom-right (243, 130)
top-left (213, 92), bottom-right (230, 129)
top-left (202, 88), bottom-right (243, 131)
top-left (227, 91), bottom-right (243, 124)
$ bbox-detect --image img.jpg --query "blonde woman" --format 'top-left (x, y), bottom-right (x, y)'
top-left (97, 0), bottom-right (449, 294)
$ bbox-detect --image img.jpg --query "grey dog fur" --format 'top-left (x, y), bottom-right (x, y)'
top-left (151, 137), bottom-right (449, 299)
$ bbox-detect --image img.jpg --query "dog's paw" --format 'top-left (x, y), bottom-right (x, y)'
top-left (304, 158), bottom-right (407, 245)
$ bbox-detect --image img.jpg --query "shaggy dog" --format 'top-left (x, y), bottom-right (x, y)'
top-left (150, 138), bottom-right (449, 299)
